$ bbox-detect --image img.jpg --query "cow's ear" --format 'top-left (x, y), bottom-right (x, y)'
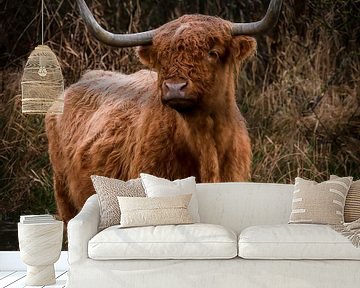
top-left (231, 36), bottom-right (257, 62)
top-left (137, 45), bottom-right (156, 68)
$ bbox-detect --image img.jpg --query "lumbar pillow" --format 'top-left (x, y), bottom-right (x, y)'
top-left (117, 194), bottom-right (193, 228)
top-left (330, 175), bottom-right (360, 223)
top-left (289, 177), bottom-right (352, 225)
top-left (91, 175), bottom-right (145, 229)
top-left (140, 173), bottom-right (200, 222)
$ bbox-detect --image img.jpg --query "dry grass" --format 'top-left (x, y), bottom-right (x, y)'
top-left (0, 0), bottom-right (359, 220)
top-left (238, 0), bottom-right (360, 183)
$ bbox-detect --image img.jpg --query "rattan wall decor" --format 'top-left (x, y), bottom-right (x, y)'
top-left (21, 0), bottom-right (64, 114)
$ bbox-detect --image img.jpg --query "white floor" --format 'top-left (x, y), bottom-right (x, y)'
top-left (0, 252), bottom-right (69, 288)
top-left (0, 271), bottom-right (67, 288)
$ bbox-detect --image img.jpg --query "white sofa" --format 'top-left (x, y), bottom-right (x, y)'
top-left (66, 182), bottom-right (360, 288)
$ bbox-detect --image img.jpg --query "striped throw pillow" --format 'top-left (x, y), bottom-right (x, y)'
top-left (330, 175), bottom-right (360, 223)
top-left (289, 177), bottom-right (352, 225)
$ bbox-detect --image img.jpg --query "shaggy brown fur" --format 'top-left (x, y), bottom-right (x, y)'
top-left (45, 15), bottom-right (256, 223)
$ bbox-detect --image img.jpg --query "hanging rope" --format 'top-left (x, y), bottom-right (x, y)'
top-left (41, 0), bottom-right (44, 45)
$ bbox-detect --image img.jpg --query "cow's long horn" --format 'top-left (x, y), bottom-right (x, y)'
top-left (76, 0), bottom-right (156, 47)
top-left (231, 0), bottom-right (283, 35)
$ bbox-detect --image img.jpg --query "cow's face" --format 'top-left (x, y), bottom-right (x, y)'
top-left (138, 15), bottom-right (256, 113)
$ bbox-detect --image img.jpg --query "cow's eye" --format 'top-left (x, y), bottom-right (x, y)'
top-left (208, 50), bottom-right (219, 60)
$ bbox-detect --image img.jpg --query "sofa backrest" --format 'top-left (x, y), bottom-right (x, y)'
top-left (196, 182), bottom-right (294, 233)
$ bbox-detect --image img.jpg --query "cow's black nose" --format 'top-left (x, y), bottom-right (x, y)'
top-left (161, 80), bottom-right (198, 112)
top-left (163, 81), bottom-right (188, 95)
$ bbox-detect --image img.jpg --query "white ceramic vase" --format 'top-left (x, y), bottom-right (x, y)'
top-left (18, 221), bottom-right (63, 286)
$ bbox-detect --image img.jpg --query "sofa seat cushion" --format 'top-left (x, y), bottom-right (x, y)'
top-left (89, 223), bottom-right (237, 260)
top-left (238, 224), bottom-right (360, 260)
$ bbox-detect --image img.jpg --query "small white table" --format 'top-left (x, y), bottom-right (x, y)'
top-left (18, 221), bottom-right (63, 286)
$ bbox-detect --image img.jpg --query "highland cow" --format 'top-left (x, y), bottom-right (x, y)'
top-left (46, 0), bottom-right (282, 223)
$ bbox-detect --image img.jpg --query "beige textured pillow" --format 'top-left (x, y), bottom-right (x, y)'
top-left (289, 177), bottom-right (352, 225)
top-left (91, 175), bottom-right (145, 229)
top-left (330, 175), bottom-right (360, 223)
top-left (117, 194), bottom-right (193, 228)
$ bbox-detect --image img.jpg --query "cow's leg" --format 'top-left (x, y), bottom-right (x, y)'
top-left (53, 174), bottom-right (77, 224)
top-left (221, 154), bottom-right (250, 181)
top-left (46, 114), bottom-right (77, 223)
top-left (220, 134), bottom-right (251, 182)
top-left (68, 175), bottom-right (96, 212)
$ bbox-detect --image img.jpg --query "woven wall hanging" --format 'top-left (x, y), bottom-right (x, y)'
top-left (21, 0), bottom-right (64, 114)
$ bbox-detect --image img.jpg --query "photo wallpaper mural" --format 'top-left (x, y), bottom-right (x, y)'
top-left (0, 0), bottom-right (359, 249)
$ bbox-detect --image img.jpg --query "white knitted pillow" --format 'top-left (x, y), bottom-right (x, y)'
top-left (140, 173), bottom-right (200, 222)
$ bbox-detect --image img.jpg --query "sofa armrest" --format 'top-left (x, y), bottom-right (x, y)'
top-left (67, 194), bottom-right (100, 264)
